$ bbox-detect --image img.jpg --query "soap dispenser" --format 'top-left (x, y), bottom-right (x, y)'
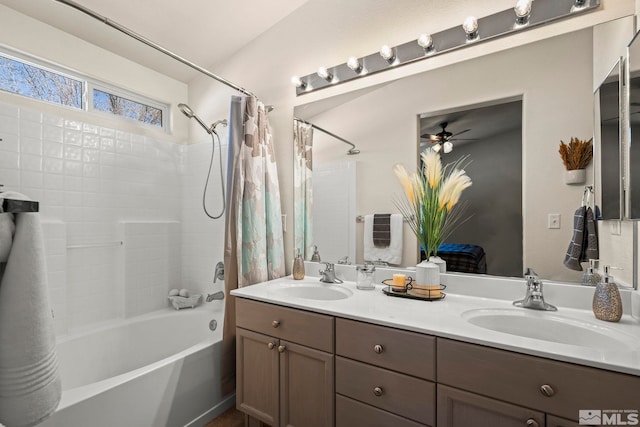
top-left (310, 245), bottom-right (321, 262)
top-left (292, 248), bottom-right (305, 280)
top-left (581, 259), bottom-right (601, 286)
top-left (592, 266), bottom-right (622, 322)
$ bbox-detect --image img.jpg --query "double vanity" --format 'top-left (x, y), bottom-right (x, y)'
top-left (232, 266), bottom-right (640, 427)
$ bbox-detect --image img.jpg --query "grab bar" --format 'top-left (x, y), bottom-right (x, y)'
top-left (67, 241), bottom-right (123, 250)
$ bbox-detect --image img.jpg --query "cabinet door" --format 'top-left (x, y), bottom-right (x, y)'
top-left (438, 385), bottom-right (545, 427)
top-left (279, 340), bottom-right (334, 427)
top-left (236, 328), bottom-right (280, 426)
top-left (547, 414), bottom-right (581, 427)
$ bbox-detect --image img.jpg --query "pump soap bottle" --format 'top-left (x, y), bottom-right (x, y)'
top-left (310, 245), bottom-right (321, 262)
top-left (581, 259), bottom-right (601, 286)
top-left (592, 266), bottom-right (622, 322)
top-left (293, 249), bottom-right (305, 280)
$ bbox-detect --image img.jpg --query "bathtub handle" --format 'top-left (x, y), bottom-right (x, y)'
top-left (278, 345), bottom-right (286, 353)
top-left (272, 320), bottom-right (280, 328)
top-left (268, 342), bottom-right (275, 350)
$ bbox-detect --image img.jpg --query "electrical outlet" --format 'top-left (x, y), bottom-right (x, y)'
top-left (548, 213), bottom-right (561, 229)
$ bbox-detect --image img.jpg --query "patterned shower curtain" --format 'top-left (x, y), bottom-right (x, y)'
top-left (221, 96), bottom-right (286, 396)
top-left (293, 120), bottom-right (313, 259)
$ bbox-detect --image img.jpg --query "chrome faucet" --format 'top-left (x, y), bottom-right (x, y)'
top-left (206, 290), bottom-right (225, 302)
top-left (513, 268), bottom-right (557, 311)
top-left (213, 262), bottom-right (224, 283)
top-left (319, 262), bottom-right (343, 284)
top-left (337, 256), bottom-right (351, 265)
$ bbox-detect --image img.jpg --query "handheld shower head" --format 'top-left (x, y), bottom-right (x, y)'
top-left (178, 102), bottom-right (213, 134)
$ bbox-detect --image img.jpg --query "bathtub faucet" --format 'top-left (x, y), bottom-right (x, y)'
top-left (206, 291), bottom-right (225, 302)
top-left (214, 262), bottom-right (224, 283)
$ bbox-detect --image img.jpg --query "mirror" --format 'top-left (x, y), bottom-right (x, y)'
top-left (595, 59), bottom-right (623, 220)
top-left (294, 21), bottom-right (637, 285)
top-left (627, 31), bottom-right (640, 219)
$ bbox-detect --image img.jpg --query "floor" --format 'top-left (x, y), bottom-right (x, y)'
top-left (204, 407), bottom-right (245, 427)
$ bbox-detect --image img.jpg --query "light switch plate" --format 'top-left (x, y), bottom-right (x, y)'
top-left (548, 213), bottom-right (561, 229)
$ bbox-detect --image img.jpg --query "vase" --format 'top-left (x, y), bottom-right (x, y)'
top-left (414, 260), bottom-right (441, 298)
top-left (429, 255), bottom-right (447, 273)
top-left (564, 169), bottom-right (586, 185)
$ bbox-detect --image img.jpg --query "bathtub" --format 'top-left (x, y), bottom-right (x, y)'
top-left (39, 303), bottom-right (234, 427)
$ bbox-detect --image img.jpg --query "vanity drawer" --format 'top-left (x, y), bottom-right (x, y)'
top-left (235, 298), bottom-right (334, 352)
top-left (336, 394), bottom-right (428, 427)
top-left (437, 338), bottom-right (640, 421)
top-left (336, 356), bottom-right (435, 426)
top-left (336, 317), bottom-right (435, 380)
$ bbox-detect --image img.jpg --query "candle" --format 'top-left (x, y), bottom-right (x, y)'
top-left (392, 274), bottom-right (406, 289)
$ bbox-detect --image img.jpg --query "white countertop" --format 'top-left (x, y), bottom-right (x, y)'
top-left (231, 271), bottom-right (640, 377)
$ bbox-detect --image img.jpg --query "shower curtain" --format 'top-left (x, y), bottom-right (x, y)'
top-left (293, 120), bottom-right (314, 258)
top-left (221, 96), bottom-right (286, 396)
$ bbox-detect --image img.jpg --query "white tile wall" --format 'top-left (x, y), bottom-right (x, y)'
top-left (0, 100), bottom-right (190, 335)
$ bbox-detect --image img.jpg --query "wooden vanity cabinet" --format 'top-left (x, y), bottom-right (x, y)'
top-left (236, 298), bottom-right (335, 427)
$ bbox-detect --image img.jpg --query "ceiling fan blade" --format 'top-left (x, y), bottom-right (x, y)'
top-left (450, 138), bottom-right (477, 141)
top-left (420, 133), bottom-right (442, 141)
top-left (451, 128), bottom-right (471, 137)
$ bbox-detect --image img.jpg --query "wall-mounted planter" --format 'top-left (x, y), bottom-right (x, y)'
top-left (564, 169), bottom-right (586, 185)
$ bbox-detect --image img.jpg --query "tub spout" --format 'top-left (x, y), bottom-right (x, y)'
top-left (206, 291), bottom-right (225, 302)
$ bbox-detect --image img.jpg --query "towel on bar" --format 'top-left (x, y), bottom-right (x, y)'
top-left (372, 214), bottom-right (391, 247)
top-left (364, 214), bottom-right (403, 265)
top-left (0, 192), bottom-right (61, 427)
top-left (563, 205), bottom-right (599, 271)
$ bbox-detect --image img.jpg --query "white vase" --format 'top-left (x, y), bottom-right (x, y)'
top-left (564, 169), bottom-right (586, 185)
top-left (416, 260), bottom-right (440, 286)
top-left (429, 255), bottom-right (447, 273)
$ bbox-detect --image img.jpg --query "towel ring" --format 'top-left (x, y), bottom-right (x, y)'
top-left (582, 185), bottom-right (593, 207)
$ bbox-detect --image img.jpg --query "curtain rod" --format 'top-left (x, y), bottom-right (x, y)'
top-left (294, 117), bottom-right (360, 154)
top-left (53, 0), bottom-right (258, 99)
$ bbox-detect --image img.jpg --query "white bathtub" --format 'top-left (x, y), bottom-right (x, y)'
top-left (39, 303), bottom-right (233, 427)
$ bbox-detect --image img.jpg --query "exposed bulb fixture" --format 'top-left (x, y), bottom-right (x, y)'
top-left (514, 0), bottom-right (533, 25)
top-left (443, 141), bottom-right (453, 154)
top-left (574, 0), bottom-right (586, 6)
top-left (379, 45), bottom-right (396, 63)
top-left (347, 56), bottom-right (363, 73)
top-left (317, 66), bottom-right (333, 82)
top-left (463, 16), bottom-right (479, 40)
top-left (291, 75), bottom-right (306, 89)
top-left (417, 34), bottom-right (434, 53)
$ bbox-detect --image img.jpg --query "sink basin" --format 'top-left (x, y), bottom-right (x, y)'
top-left (273, 283), bottom-right (353, 301)
top-left (462, 308), bottom-right (636, 349)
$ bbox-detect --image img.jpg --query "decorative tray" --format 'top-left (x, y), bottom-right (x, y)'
top-left (381, 280), bottom-right (446, 301)
top-left (168, 294), bottom-right (202, 310)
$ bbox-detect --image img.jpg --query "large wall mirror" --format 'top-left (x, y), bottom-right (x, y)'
top-left (627, 31), bottom-right (640, 219)
top-left (294, 17), bottom-right (637, 286)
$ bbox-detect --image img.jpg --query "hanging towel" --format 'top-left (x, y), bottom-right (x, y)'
top-left (372, 214), bottom-right (391, 247)
top-left (0, 192), bottom-right (61, 427)
top-left (582, 207), bottom-right (599, 261)
top-left (563, 206), bottom-right (588, 271)
top-left (364, 214), bottom-right (403, 265)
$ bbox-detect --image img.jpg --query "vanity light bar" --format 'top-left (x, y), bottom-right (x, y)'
top-left (293, 0), bottom-right (600, 96)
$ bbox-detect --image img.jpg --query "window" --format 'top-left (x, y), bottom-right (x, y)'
top-left (0, 48), bottom-right (169, 131)
top-left (0, 53), bottom-right (83, 109)
top-left (92, 88), bottom-right (163, 128)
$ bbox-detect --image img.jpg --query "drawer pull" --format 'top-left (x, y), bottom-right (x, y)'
top-left (373, 387), bottom-right (383, 397)
top-left (272, 320), bottom-right (280, 328)
top-left (539, 384), bottom-right (555, 397)
top-left (373, 344), bottom-right (384, 354)
top-left (267, 342), bottom-right (275, 350)
top-left (525, 419), bottom-right (539, 427)
top-left (278, 345), bottom-right (286, 353)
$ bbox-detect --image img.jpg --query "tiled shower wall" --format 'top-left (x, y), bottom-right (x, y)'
top-left (0, 100), bottom-right (189, 335)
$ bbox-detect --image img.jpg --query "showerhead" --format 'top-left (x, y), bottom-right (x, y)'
top-left (178, 103), bottom-right (195, 118)
top-left (178, 103), bottom-right (225, 135)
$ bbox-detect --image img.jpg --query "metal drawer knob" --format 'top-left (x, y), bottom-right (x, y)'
top-left (526, 418), bottom-right (539, 427)
top-left (539, 384), bottom-right (555, 397)
top-left (278, 345), bottom-right (286, 353)
top-left (272, 320), bottom-right (280, 328)
top-left (373, 387), bottom-right (383, 396)
top-left (373, 344), bottom-right (384, 354)
top-left (267, 342), bottom-right (275, 350)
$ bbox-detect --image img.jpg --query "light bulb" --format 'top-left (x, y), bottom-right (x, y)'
top-left (514, 0), bottom-right (532, 24)
top-left (432, 143), bottom-right (442, 153)
top-left (317, 66), bottom-right (333, 81)
top-left (417, 34), bottom-right (434, 52)
top-left (380, 45), bottom-right (395, 63)
top-left (347, 56), bottom-right (363, 73)
top-left (291, 75), bottom-right (305, 88)
top-left (463, 16), bottom-right (479, 40)
top-left (443, 141), bottom-right (453, 153)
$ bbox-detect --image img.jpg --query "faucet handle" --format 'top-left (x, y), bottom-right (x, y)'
top-left (322, 262), bottom-right (335, 271)
top-left (524, 267), bottom-right (538, 279)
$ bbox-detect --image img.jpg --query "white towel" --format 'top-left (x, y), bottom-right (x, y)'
top-left (0, 192), bottom-right (61, 427)
top-left (364, 214), bottom-right (403, 265)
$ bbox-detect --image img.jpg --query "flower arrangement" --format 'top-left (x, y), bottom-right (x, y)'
top-left (558, 137), bottom-right (593, 170)
top-left (393, 151), bottom-right (472, 258)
